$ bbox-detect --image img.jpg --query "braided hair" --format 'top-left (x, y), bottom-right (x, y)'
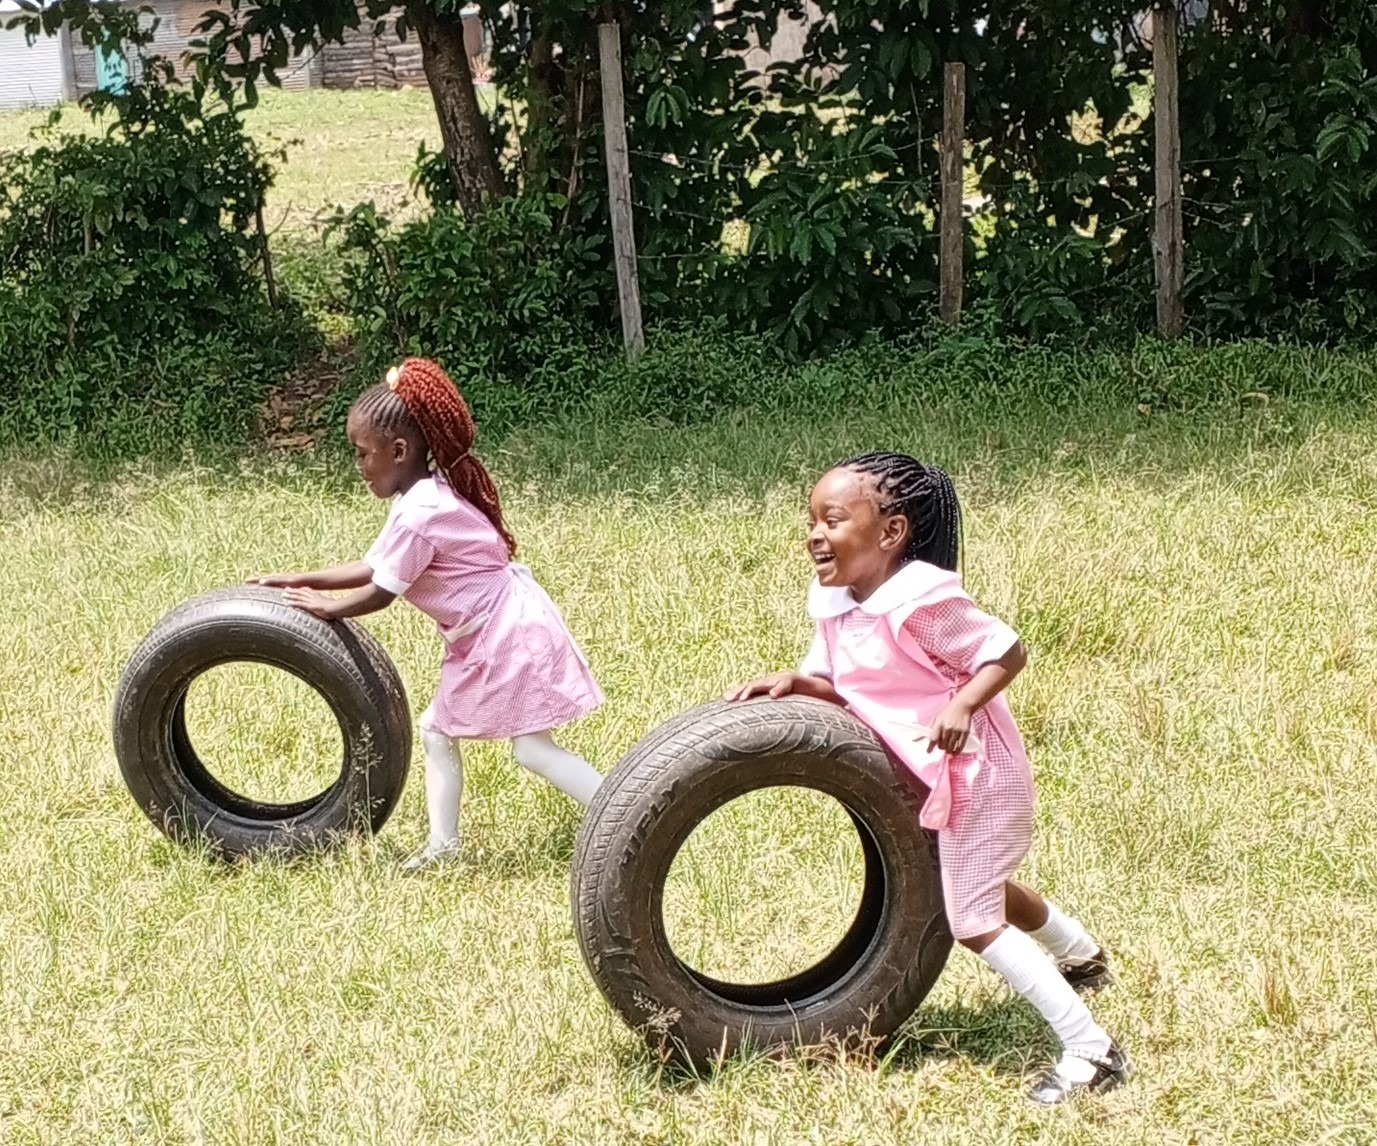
top-left (841, 451), bottom-right (962, 572)
top-left (351, 358), bottom-right (518, 557)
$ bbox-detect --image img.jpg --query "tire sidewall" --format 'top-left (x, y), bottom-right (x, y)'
top-left (573, 697), bottom-right (952, 1063)
top-left (112, 588), bottom-right (411, 856)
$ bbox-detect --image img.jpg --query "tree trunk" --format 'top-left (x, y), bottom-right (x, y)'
top-left (408, 1), bottom-right (507, 215)
top-left (523, 28), bottom-right (557, 188)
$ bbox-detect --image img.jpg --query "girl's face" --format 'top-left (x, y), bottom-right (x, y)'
top-left (807, 467), bottom-right (909, 602)
top-left (347, 412), bottom-right (423, 499)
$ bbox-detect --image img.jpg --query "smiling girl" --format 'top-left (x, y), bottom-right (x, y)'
top-left (729, 452), bottom-right (1130, 1105)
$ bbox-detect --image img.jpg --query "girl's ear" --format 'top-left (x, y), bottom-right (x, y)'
top-left (392, 436), bottom-right (410, 463)
top-left (880, 512), bottom-right (909, 552)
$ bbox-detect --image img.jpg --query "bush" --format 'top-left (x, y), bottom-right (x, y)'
top-left (332, 191), bottom-right (612, 391)
top-left (0, 64), bottom-right (315, 450)
top-left (1168, 19), bottom-right (1377, 337)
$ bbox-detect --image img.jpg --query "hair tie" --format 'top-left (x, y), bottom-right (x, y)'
top-left (386, 365), bottom-right (401, 390)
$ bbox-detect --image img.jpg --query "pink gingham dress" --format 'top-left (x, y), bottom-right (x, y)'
top-left (801, 561), bottom-right (1035, 939)
top-left (364, 474), bottom-right (604, 740)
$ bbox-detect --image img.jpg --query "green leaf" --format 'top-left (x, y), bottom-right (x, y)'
top-left (910, 39), bottom-right (932, 81)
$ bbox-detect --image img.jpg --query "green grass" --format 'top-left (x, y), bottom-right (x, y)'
top-left (3, 395), bottom-right (1376, 1142)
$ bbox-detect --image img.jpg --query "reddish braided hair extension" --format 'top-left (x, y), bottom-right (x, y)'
top-left (388, 357), bottom-right (518, 557)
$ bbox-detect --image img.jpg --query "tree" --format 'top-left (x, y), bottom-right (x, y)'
top-left (192, 0), bottom-right (507, 216)
top-left (17, 0), bottom-right (761, 217)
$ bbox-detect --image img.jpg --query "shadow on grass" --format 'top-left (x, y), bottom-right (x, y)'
top-left (607, 995), bottom-right (1054, 1095)
top-left (884, 996), bottom-right (1059, 1077)
top-left (461, 820), bottom-right (580, 881)
top-left (4, 387), bottom-right (1372, 513)
top-left (137, 818), bottom-right (582, 884)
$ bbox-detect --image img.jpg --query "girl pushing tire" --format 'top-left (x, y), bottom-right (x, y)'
top-left (253, 358), bottom-right (604, 872)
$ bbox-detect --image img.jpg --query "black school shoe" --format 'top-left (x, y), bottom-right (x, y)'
top-left (1058, 949), bottom-right (1114, 993)
top-left (1028, 1044), bottom-right (1134, 1106)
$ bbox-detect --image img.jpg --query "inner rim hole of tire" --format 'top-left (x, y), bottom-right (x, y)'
top-left (661, 785), bottom-right (866, 987)
top-left (180, 662), bottom-right (344, 807)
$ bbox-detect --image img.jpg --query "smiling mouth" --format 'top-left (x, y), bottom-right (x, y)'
top-left (812, 551), bottom-right (836, 568)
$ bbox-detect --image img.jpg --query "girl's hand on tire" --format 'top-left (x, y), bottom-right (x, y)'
top-left (247, 572), bottom-right (312, 588)
top-left (282, 587), bottom-right (338, 619)
top-left (726, 672), bottom-right (803, 701)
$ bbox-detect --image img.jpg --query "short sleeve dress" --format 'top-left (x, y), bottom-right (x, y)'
top-left (802, 561), bottom-right (1035, 940)
top-left (365, 474), bottom-right (604, 740)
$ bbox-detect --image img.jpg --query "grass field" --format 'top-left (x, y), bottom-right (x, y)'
top-left (3, 393), bottom-right (1376, 1144)
top-left (0, 87), bottom-right (447, 230)
top-left (2, 79), bottom-right (1373, 1144)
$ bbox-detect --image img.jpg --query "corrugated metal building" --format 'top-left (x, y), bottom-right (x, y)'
top-left (66, 0), bottom-right (323, 96)
top-left (0, 1), bottom-right (77, 109)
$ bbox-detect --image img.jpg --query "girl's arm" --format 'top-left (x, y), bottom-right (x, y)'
top-left (927, 640), bottom-right (1028, 753)
top-left (726, 671), bottom-right (844, 705)
top-left (248, 562), bottom-right (375, 591)
top-left (280, 583), bottom-right (396, 621)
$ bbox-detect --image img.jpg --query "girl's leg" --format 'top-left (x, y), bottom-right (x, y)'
top-left (940, 758), bottom-right (1125, 1102)
top-left (1007, 880), bottom-right (1109, 985)
top-left (511, 731), bottom-right (602, 806)
top-left (962, 925), bottom-right (1126, 1101)
top-left (401, 727), bottom-right (465, 871)
top-left (962, 925), bottom-right (1109, 1056)
top-left (1005, 879), bottom-right (1051, 931)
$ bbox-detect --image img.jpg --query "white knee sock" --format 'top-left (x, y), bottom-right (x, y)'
top-left (420, 728), bottom-right (464, 849)
top-left (511, 732), bottom-right (602, 806)
top-left (1029, 901), bottom-right (1101, 963)
top-left (979, 926), bottom-right (1112, 1078)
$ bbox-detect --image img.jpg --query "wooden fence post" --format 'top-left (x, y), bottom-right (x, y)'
top-left (256, 204), bottom-right (279, 310)
top-left (598, 22), bottom-right (645, 361)
top-left (940, 61), bottom-right (966, 326)
top-left (1153, 2), bottom-right (1184, 338)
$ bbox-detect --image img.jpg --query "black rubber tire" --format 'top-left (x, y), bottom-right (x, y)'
top-left (571, 696), bottom-right (952, 1066)
top-left (112, 586), bottom-right (412, 858)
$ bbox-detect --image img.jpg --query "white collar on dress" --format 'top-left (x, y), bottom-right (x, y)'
top-left (807, 560), bottom-right (955, 619)
top-left (396, 474), bottom-right (442, 509)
